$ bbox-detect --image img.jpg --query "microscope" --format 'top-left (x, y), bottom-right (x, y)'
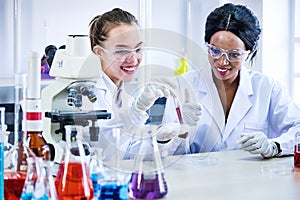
top-left (41, 35), bottom-right (111, 163)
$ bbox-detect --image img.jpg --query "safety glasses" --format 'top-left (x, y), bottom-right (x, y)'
top-left (99, 45), bottom-right (144, 62)
top-left (206, 43), bottom-right (250, 62)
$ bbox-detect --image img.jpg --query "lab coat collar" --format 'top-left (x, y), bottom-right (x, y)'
top-left (223, 66), bottom-right (253, 140)
top-left (196, 66), bottom-right (253, 150)
top-left (95, 73), bottom-right (117, 109)
top-left (199, 67), bottom-right (226, 133)
top-left (96, 73), bottom-right (117, 92)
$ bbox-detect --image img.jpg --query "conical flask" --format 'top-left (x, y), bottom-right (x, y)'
top-left (20, 157), bottom-right (58, 200)
top-left (128, 125), bottom-right (168, 199)
top-left (20, 157), bottom-right (39, 199)
top-left (55, 125), bottom-right (94, 200)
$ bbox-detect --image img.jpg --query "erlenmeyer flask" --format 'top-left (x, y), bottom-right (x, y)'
top-left (89, 147), bottom-right (104, 198)
top-left (33, 159), bottom-right (58, 200)
top-left (55, 125), bottom-right (94, 200)
top-left (20, 157), bottom-right (39, 199)
top-left (128, 126), bottom-right (168, 199)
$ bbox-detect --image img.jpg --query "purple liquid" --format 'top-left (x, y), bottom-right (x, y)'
top-left (128, 172), bottom-right (168, 199)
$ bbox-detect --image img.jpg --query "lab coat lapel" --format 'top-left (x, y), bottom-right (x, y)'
top-left (201, 68), bottom-right (225, 133)
top-left (95, 74), bottom-right (116, 111)
top-left (223, 67), bottom-right (253, 139)
top-left (196, 68), bottom-right (225, 152)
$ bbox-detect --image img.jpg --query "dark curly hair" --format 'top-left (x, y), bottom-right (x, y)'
top-left (204, 3), bottom-right (261, 63)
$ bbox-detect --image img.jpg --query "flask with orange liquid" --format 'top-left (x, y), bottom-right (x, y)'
top-left (55, 125), bottom-right (94, 200)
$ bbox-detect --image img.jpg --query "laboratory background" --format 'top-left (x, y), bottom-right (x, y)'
top-left (1, 0), bottom-right (300, 200)
top-left (0, 0), bottom-right (299, 105)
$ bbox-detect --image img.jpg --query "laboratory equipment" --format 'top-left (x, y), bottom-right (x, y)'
top-left (0, 107), bottom-right (5, 200)
top-left (89, 148), bottom-right (104, 198)
top-left (55, 125), bottom-right (94, 200)
top-left (21, 157), bottom-right (57, 200)
top-left (3, 81), bottom-right (27, 200)
top-left (17, 52), bottom-right (50, 173)
top-left (128, 126), bottom-right (168, 199)
top-left (41, 35), bottom-right (110, 163)
top-left (295, 131), bottom-right (300, 169)
top-left (20, 157), bottom-right (39, 199)
top-left (97, 128), bottom-right (130, 200)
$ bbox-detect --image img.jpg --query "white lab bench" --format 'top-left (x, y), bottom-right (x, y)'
top-left (161, 150), bottom-right (300, 200)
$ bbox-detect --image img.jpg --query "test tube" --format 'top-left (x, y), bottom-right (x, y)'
top-left (14, 73), bottom-right (27, 145)
top-left (0, 107), bottom-right (6, 200)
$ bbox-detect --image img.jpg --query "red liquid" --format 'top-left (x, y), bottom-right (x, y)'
top-left (4, 171), bottom-right (26, 200)
top-left (128, 172), bottom-right (168, 199)
top-left (55, 162), bottom-right (94, 200)
top-left (294, 145), bottom-right (300, 168)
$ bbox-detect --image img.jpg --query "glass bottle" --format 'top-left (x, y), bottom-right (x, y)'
top-left (128, 126), bottom-right (168, 199)
top-left (55, 125), bottom-right (94, 200)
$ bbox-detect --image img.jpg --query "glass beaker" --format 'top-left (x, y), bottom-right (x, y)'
top-left (55, 125), bottom-right (94, 200)
top-left (128, 126), bottom-right (168, 199)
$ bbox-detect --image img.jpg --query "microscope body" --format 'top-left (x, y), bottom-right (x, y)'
top-left (41, 35), bottom-right (107, 163)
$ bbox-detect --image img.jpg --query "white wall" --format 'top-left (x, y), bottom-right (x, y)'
top-left (0, 0), bottom-right (140, 77)
top-left (262, 0), bottom-right (291, 93)
top-left (1, 0), bottom-right (291, 97)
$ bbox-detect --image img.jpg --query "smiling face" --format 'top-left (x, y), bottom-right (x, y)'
top-left (208, 30), bottom-right (249, 84)
top-left (93, 23), bottom-right (142, 86)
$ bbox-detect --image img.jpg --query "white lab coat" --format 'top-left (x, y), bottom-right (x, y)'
top-left (165, 66), bottom-right (300, 156)
top-left (88, 73), bottom-right (139, 161)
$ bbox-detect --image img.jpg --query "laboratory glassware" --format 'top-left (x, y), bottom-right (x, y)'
top-left (294, 131), bottom-right (300, 168)
top-left (97, 128), bottom-right (129, 200)
top-left (18, 52), bottom-right (51, 173)
top-left (55, 125), bottom-right (94, 200)
top-left (0, 107), bottom-right (5, 200)
top-left (128, 126), bottom-right (168, 199)
top-left (21, 157), bottom-right (57, 200)
top-left (89, 147), bottom-right (104, 198)
top-left (2, 103), bottom-right (26, 200)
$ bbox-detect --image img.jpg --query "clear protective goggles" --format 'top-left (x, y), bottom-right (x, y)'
top-left (206, 43), bottom-right (250, 62)
top-left (99, 45), bottom-right (144, 62)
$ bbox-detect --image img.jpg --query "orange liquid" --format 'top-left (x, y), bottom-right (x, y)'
top-left (4, 171), bottom-right (26, 200)
top-left (55, 162), bottom-right (94, 200)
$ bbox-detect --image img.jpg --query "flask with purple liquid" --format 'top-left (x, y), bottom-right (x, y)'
top-left (128, 126), bottom-right (168, 199)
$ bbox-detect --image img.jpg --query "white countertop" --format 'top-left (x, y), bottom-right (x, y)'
top-left (161, 150), bottom-right (299, 200)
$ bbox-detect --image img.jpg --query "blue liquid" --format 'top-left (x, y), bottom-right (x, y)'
top-left (20, 192), bottom-right (33, 200)
top-left (21, 192), bottom-right (50, 200)
top-left (91, 173), bottom-right (99, 197)
top-left (0, 142), bottom-right (4, 200)
top-left (98, 182), bottom-right (128, 200)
